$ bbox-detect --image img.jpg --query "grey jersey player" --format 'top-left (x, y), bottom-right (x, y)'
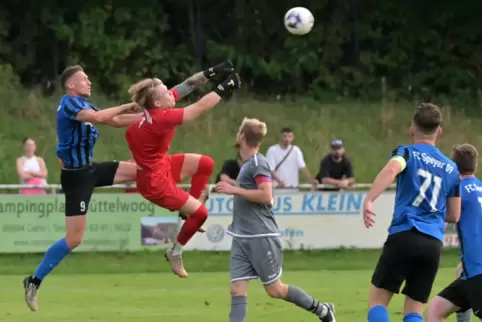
top-left (228, 152), bottom-right (279, 238)
top-left (215, 118), bottom-right (337, 322)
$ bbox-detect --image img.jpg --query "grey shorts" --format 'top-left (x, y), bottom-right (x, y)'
top-left (230, 237), bottom-right (283, 285)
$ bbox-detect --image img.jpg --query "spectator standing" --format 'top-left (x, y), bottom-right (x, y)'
top-left (266, 127), bottom-right (317, 188)
top-left (315, 139), bottom-right (355, 191)
top-left (215, 152), bottom-right (243, 185)
top-left (16, 137), bottom-right (48, 195)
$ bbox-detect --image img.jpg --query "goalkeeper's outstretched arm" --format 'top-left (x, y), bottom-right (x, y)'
top-left (172, 61), bottom-right (234, 100)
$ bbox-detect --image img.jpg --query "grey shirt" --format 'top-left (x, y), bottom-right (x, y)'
top-left (227, 153), bottom-right (280, 238)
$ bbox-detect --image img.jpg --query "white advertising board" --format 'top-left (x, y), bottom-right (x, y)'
top-left (184, 191), bottom-right (396, 251)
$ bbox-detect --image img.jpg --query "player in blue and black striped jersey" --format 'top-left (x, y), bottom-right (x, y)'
top-left (362, 103), bottom-right (461, 322)
top-left (427, 144), bottom-right (482, 322)
top-left (22, 62), bottom-right (234, 312)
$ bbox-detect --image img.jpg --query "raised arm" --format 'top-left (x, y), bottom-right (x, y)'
top-left (182, 73), bottom-right (241, 123)
top-left (172, 61), bottom-right (234, 100)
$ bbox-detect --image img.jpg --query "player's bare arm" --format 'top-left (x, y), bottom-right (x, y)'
top-left (106, 113), bottom-right (144, 128)
top-left (182, 92), bottom-right (222, 122)
top-left (366, 158), bottom-right (404, 203)
top-left (76, 102), bottom-right (139, 124)
top-left (172, 60), bottom-right (234, 100)
top-left (235, 181), bottom-right (273, 205)
top-left (445, 196), bottom-right (461, 223)
top-left (363, 158), bottom-right (404, 228)
top-left (182, 73), bottom-right (241, 123)
top-left (108, 61), bottom-right (233, 127)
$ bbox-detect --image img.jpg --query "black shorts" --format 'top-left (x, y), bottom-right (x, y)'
top-left (371, 228), bottom-right (442, 303)
top-left (61, 162), bottom-right (119, 216)
top-left (438, 275), bottom-right (482, 318)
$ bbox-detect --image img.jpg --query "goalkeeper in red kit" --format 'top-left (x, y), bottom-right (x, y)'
top-left (126, 61), bottom-right (241, 278)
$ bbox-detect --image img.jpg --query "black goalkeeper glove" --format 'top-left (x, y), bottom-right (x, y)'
top-left (203, 60), bottom-right (234, 79)
top-left (213, 73), bottom-right (241, 98)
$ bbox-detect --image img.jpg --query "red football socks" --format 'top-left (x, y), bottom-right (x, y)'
top-left (177, 205), bottom-right (208, 245)
top-left (189, 155), bottom-right (214, 199)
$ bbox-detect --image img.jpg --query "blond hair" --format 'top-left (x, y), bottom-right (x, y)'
top-left (128, 78), bottom-right (163, 109)
top-left (238, 117), bottom-right (267, 147)
top-left (452, 143), bottom-right (478, 175)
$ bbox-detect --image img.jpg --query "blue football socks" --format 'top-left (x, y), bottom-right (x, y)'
top-left (368, 305), bottom-right (390, 322)
top-left (33, 238), bottom-right (71, 280)
top-left (403, 313), bottom-right (423, 322)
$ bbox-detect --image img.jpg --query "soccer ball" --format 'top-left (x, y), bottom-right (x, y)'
top-left (284, 7), bottom-right (314, 35)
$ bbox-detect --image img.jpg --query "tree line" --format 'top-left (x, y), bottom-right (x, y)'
top-left (1, 0), bottom-right (481, 105)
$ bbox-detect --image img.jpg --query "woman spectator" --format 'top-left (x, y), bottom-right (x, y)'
top-left (16, 137), bottom-right (48, 195)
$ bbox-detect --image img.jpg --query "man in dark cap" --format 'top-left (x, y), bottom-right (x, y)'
top-left (315, 139), bottom-right (355, 191)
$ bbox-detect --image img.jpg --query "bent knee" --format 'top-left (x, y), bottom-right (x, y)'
top-left (264, 281), bottom-right (288, 299)
top-left (65, 216), bottom-right (86, 249)
top-left (199, 155), bottom-right (215, 172)
top-left (65, 236), bottom-right (83, 249)
top-left (425, 306), bottom-right (442, 322)
top-left (425, 299), bottom-right (447, 321)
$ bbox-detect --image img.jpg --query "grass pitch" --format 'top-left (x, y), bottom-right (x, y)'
top-left (0, 250), bottom-right (463, 321)
top-left (0, 270), bottom-right (463, 322)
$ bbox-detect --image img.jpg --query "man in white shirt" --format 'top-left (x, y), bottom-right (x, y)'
top-left (266, 128), bottom-right (317, 188)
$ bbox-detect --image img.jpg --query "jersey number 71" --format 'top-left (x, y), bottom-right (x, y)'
top-left (412, 169), bottom-right (442, 211)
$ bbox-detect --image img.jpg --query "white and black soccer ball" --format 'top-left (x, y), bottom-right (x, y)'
top-left (284, 7), bottom-right (315, 36)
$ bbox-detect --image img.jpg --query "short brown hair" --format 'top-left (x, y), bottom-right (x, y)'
top-left (452, 144), bottom-right (478, 175)
top-left (237, 117), bottom-right (267, 148)
top-left (60, 65), bottom-right (84, 90)
top-left (128, 78), bottom-right (162, 110)
top-left (412, 103), bottom-right (442, 135)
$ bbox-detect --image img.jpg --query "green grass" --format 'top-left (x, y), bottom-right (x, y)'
top-left (0, 250), bottom-right (463, 321)
top-left (2, 80), bottom-right (482, 185)
top-left (0, 248), bottom-right (462, 275)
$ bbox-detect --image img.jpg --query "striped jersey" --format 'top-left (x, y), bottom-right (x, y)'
top-left (56, 95), bottom-right (99, 168)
